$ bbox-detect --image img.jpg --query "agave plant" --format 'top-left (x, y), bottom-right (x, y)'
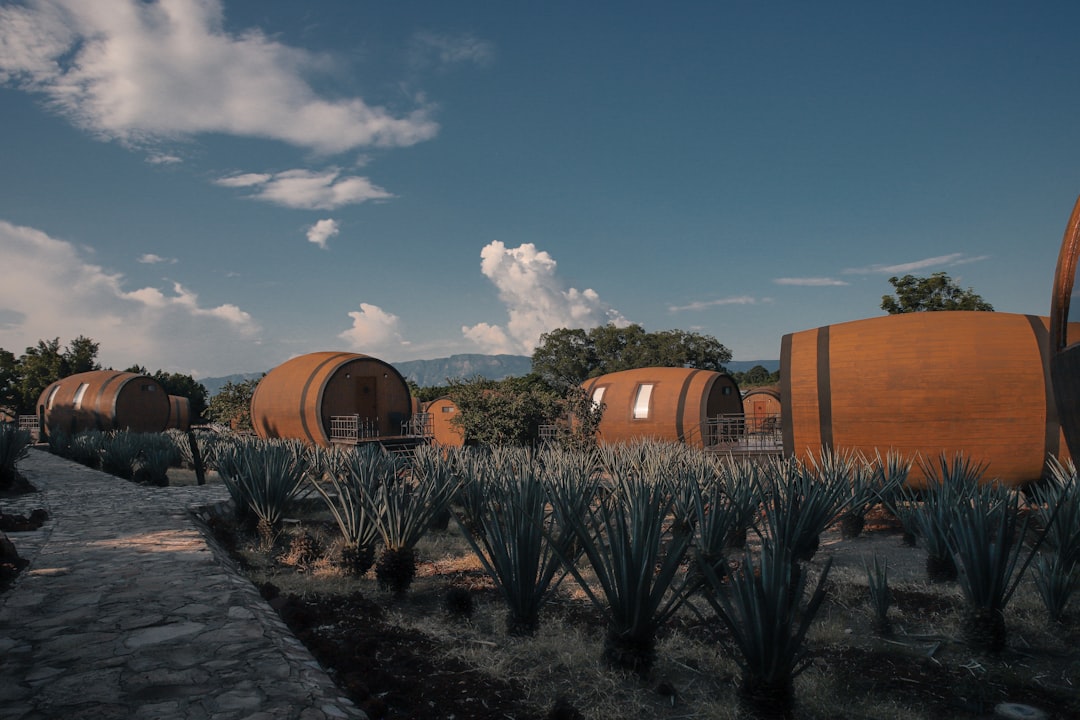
top-left (699, 537), bottom-right (834, 720)
top-left (308, 444), bottom-right (394, 577)
top-left (759, 453), bottom-right (850, 562)
top-left (865, 554), bottom-right (892, 636)
top-left (135, 445), bottom-right (176, 486)
top-left (69, 430), bottom-right (105, 468)
top-left (455, 449), bottom-right (581, 635)
top-left (46, 427), bottom-right (71, 459)
top-left (688, 456), bottom-right (761, 584)
top-left (99, 430), bottom-right (144, 480)
top-left (908, 453), bottom-right (985, 583)
top-left (216, 438), bottom-right (312, 545)
top-left (946, 481), bottom-right (1059, 653)
top-left (551, 466), bottom-right (695, 677)
top-left (367, 445), bottom-right (459, 594)
top-left (1028, 458), bottom-right (1080, 621)
top-left (0, 424), bottom-right (33, 491)
top-left (872, 451), bottom-right (917, 545)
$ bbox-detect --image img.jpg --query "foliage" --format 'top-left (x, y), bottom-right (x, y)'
top-left (446, 374), bottom-right (564, 447)
top-left (205, 376), bottom-right (262, 432)
top-left (4, 336), bottom-right (101, 414)
top-left (758, 453), bottom-right (852, 562)
top-left (731, 364), bottom-right (780, 388)
top-left (0, 349), bottom-right (18, 416)
top-left (551, 456), bottom-right (696, 677)
top-left (215, 438), bottom-right (312, 538)
top-left (908, 454), bottom-right (985, 582)
top-left (865, 555), bottom-right (892, 636)
top-left (0, 424), bottom-right (32, 490)
top-left (153, 370), bottom-right (209, 422)
top-left (880, 272), bottom-right (994, 314)
top-left (531, 323), bottom-right (732, 388)
top-left (699, 538), bottom-right (834, 720)
top-left (99, 430), bottom-right (145, 480)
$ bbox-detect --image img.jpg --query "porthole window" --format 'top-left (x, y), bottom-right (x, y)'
top-left (633, 384), bottom-right (653, 420)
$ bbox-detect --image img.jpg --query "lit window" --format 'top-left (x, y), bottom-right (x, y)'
top-left (45, 385), bottom-right (60, 410)
top-left (633, 384), bottom-right (653, 419)
top-left (592, 386), bottom-right (606, 407)
top-left (72, 383), bottom-right (89, 409)
top-left (442, 406), bottom-right (454, 413)
top-left (142, 384), bottom-right (155, 392)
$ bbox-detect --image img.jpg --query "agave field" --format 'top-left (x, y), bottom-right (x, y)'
top-left (21, 429), bottom-right (1080, 719)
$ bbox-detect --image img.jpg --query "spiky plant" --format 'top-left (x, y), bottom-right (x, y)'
top-left (1030, 458), bottom-right (1080, 575)
top-left (699, 538), bottom-right (833, 720)
top-left (135, 446), bottom-right (174, 486)
top-left (908, 453), bottom-right (984, 582)
top-left (368, 446), bottom-right (459, 594)
top-left (551, 467), bottom-right (695, 677)
top-left (69, 430), bottom-right (104, 468)
top-left (455, 449), bottom-right (582, 636)
top-left (759, 453), bottom-right (850, 563)
top-left (865, 555), bottom-right (892, 636)
top-left (688, 456), bottom-right (760, 584)
top-left (716, 456), bottom-right (763, 550)
top-left (1032, 551), bottom-right (1079, 622)
top-left (817, 449), bottom-right (877, 539)
top-left (99, 430), bottom-right (143, 480)
top-left (947, 481), bottom-right (1059, 653)
top-left (308, 444), bottom-right (394, 577)
top-left (216, 438), bottom-right (311, 546)
top-left (0, 424), bottom-right (32, 491)
top-left (46, 427), bottom-right (71, 459)
top-left (872, 450), bottom-right (917, 545)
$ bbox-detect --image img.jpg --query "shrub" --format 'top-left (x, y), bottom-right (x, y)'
top-left (0, 424), bottom-right (32, 491)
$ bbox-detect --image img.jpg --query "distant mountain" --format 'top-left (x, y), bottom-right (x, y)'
top-left (393, 354), bottom-right (533, 387)
top-left (198, 357), bottom-right (781, 396)
top-left (198, 372), bottom-right (265, 398)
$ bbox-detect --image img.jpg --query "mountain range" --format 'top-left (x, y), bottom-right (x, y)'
top-left (197, 355), bottom-right (780, 396)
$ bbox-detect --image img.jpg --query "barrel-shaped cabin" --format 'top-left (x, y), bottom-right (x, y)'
top-left (250, 351), bottom-right (413, 446)
top-left (423, 397), bottom-right (466, 447)
top-left (583, 367), bottom-right (743, 448)
top-left (165, 395), bottom-right (192, 431)
top-left (37, 370), bottom-right (171, 437)
top-left (781, 311), bottom-right (1078, 486)
top-left (743, 386), bottom-right (782, 433)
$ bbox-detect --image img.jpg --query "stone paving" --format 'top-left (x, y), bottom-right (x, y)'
top-left (0, 448), bottom-right (365, 720)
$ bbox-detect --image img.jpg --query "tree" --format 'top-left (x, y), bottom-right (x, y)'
top-left (205, 377), bottom-right (261, 432)
top-left (532, 324), bottom-right (733, 388)
top-left (152, 371), bottom-right (209, 423)
top-left (732, 364), bottom-right (779, 388)
top-left (0, 349), bottom-right (18, 416)
top-left (881, 272), bottom-right (994, 314)
top-left (447, 374), bottom-right (565, 447)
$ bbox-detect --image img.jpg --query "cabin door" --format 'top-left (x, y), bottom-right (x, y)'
top-left (355, 376), bottom-right (378, 429)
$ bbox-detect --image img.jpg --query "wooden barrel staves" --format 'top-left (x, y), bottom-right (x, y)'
top-left (1050, 194), bottom-right (1080, 463)
top-left (37, 370), bottom-right (171, 437)
top-left (165, 395), bottom-right (191, 431)
top-left (781, 312), bottom-right (1078, 486)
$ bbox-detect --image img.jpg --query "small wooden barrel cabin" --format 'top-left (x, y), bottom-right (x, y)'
top-left (743, 386), bottom-right (782, 433)
top-left (37, 370), bottom-right (171, 437)
top-left (781, 311), bottom-right (1079, 486)
top-left (583, 367), bottom-right (743, 448)
top-left (165, 395), bottom-right (192, 431)
top-left (250, 351), bottom-right (413, 447)
top-left (423, 397), bottom-right (466, 447)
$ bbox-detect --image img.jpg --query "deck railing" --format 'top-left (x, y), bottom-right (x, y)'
top-left (702, 412), bottom-right (782, 453)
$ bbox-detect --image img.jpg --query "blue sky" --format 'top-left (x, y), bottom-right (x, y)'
top-left (2, 1), bottom-right (1079, 378)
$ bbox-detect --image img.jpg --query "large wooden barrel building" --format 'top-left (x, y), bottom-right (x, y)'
top-left (423, 397), bottom-right (466, 447)
top-left (781, 311), bottom-right (1078, 486)
top-left (743, 386), bottom-right (782, 433)
top-left (165, 395), bottom-right (192, 431)
top-left (583, 367), bottom-right (743, 448)
top-left (37, 370), bottom-right (171, 437)
top-left (250, 351), bottom-right (413, 446)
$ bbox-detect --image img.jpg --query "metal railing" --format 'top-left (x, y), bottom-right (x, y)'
top-left (702, 412), bottom-right (783, 453)
top-left (401, 412), bottom-right (433, 438)
top-left (329, 415), bottom-right (380, 443)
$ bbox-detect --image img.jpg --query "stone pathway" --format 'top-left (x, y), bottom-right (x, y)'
top-left (0, 448), bottom-right (365, 720)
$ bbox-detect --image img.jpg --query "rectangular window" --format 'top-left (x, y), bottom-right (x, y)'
top-left (72, 383), bottom-right (89, 409)
top-left (633, 384), bottom-right (653, 419)
top-left (592, 386), bottom-right (606, 407)
top-left (442, 406), bottom-right (454, 413)
top-left (142, 384), bottom-right (155, 392)
top-left (45, 385), bottom-right (61, 410)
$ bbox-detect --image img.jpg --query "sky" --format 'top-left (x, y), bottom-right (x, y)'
top-left (2, 1), bottom-right (1080, 379)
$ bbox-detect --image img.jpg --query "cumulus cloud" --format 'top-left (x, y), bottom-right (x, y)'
top-left (306, 219), bottom-right (339, 250)
top-left (843, 253), bottom-right (989, 275)
top-left (772, 277), bottom-right (849, 287)
top-left (668, 296), bottom-right (759, 312)
top-left (338, 303), bottom-right (410, 356)
top-left (462, 241), bottom-right (627, 355)
top-left (137, 253), bottom-right (176, 264)
top-left (215, 168), bottom-right (392, 210)
top-left (0, 0), bottom-right (438, 154)
top-left (0, 219), bottom-right (260, 376)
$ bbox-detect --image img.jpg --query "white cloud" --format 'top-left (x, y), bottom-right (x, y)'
top-left (843, 253), bottom-right (989, 275)
top-left (338, 303), bottom-right (410, 356)
top-left (138, 253), bottom-right (176, 264)
top-left (668, 296), bottom-right (759, 312)
top-left (411, 31), bottom-right (494, 68)
top-left (0, 0), bottom-right (438, 154)
top-left (306, 219), bottom-right (339, 250)
top-left (146, 152), bottom-right (181, 165)
top-left (0, 219), bottom-right (261, 376)
top-left (772, 277), bottom-right (849, 287)
top-left (215, 168), bottom-right (392, 210)
top-left (462, 241), bottom-right (627, 354)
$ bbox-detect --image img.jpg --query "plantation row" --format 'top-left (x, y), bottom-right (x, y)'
top-left (3, 425), bottom-right (1078, 719)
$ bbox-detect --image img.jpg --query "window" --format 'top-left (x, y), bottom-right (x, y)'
top-left (142, 384), bottom-right (156, 392)
top-left (722, 386), bottom-right (732, 395)
top-left (442, 406), bottom-right (454, 413)
top-left (45, 385), bottom-right (60, 410)
top-left (591, 386), bottom-right (606, 407)
top-left (633, 384), bottom-right (654, 419)
top-left (72, 383), bottom-right (89, 409)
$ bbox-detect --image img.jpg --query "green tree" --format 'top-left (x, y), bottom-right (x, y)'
top-left (447, 374), bottom-right (564, 447)
top-left (152, 371), bottom-right (209, 423)
top-left (0, 349), bottom-right (18, 416)
top-left (732, 364), bottom-right (779, 388)
top-left (532, 324), bottom-right (732, 388)
top-left (881, 272), bottom-right (994, 314)
top-left (205, 377), bottom-right (261, 432)
top-left (63, 335), bottom-right (101, 375)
